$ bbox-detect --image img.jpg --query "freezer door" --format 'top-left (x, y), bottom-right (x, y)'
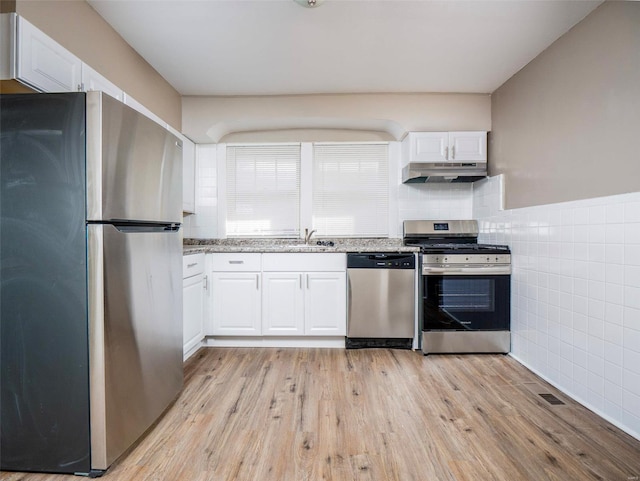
top-left (1, 93), bottom-right (91, 474)
top-left (86, 91), bottom-right (182, 224)
top-left (88, 223), bottom-right (183, 470)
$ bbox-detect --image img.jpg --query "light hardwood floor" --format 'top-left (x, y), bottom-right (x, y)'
top-left (2, 348), bottom-right (640, 481)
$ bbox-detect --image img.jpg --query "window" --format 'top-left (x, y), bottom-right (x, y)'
top-left (312, 143), bottom-right (389, 237)
top-left (225, 144), bottom-right (300, 237)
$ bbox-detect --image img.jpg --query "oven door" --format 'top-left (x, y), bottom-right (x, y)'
top-left (423, 274), bottom-right (510, 331)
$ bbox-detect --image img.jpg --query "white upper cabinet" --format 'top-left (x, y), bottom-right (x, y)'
top-left (182, 138), bottom-right (196, 214)
top-left (448, 132), bottom-right (487, 162)
top-left (81, 64), bottom-right (123, 101)
top-left (166, 126), bottom-right (196, 214)
top-left (405, 131), bottom-right (486, 163)
top-left (1, 13), bottom-right (123, 102)
top-left (0, 13), bottom-right (82, 92)
top-left (410, 132), bottom-right (449, 162)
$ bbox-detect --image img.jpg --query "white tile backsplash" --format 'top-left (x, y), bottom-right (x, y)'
top-left (475, 177), bottom-right (640, 440)
top-left (397, 182), bottom-right (473, 226)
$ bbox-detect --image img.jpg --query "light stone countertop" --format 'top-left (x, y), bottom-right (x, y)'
top-left (183, 238), bottom-right (419, 255)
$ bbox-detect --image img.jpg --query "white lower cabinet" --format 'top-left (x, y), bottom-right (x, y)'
top-left (262, 253), bottom-right (346, 337)
top-left (210, 253), bottom-right (262, 336)
top-left (208, 252), bottom-right (346, 339)
top-left (211, 272), bottom-right (261, 335)
top-left (304, 272), bottom-right (347, 335)
top-left (183, 254), bottom-right (206, 360)
top-left (262, 272), bottom-right (305, 335)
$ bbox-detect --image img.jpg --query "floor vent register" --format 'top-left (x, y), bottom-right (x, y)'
top-left (539, 393), bottom-right (565, 405)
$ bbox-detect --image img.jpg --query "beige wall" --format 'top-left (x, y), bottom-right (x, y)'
top-left (1, 1), bottom-right (16, 14)
top-left (15, 0), bottom-right (182, 129)
top-left (490, 1), bottom-right (640, 210)
top-left (183, 93), bottom-right (491, 143)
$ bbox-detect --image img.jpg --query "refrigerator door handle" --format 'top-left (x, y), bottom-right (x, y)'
top-left (107, 223), bottom-right (181, 233)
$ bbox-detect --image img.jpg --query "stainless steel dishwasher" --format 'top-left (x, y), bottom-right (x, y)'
top-left (346, 253), bottom-right (416, 349)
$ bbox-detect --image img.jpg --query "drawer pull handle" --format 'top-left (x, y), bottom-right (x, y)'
top-left (229, 260), bottom-right (244, 264)
top-left (187, 262), bottom-right (198, 268)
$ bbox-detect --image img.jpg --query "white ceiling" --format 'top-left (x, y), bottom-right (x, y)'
top-left (87, 0), bottom-right (602, 97)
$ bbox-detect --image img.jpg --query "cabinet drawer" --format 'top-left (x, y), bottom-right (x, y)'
top-left (262, 253), bottom-right (345, 272)
top-left (183, 253), bottom-right (205, 278)
top-left (212, 253), bottom-right (262, 271)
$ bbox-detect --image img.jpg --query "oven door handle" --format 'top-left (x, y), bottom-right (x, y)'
top-left (422, 266), bottom-right (511, 276)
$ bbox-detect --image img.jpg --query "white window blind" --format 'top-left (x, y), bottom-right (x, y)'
top-left (312, 143), bottom-right (389, 237)
top-left (226, 144), bottom-right (300, 237)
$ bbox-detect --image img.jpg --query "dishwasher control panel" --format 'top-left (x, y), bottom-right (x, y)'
top-left (347, 253), bottom-right (416, 269)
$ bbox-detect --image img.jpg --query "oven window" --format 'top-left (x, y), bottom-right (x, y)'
top-left (439, 278), bottom-right (494, 311)
top-left (423, 275), bottom-right (510, 331)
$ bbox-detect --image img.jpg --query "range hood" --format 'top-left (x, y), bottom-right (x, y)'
top-left (402, 161), bottom-right (487, 183)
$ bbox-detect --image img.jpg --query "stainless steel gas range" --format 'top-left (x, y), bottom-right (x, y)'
top-left (403, 220), bottom-right (511, 355)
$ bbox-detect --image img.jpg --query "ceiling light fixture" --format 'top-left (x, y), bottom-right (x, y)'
top-left (294, 0), bottom-right (325, 8)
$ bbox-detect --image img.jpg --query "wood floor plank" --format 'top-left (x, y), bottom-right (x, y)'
top-left (2, 348), bottom-right (640, 481)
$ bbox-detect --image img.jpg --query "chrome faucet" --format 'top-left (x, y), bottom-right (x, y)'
top-left (304, 228), bottom-right (317, 245)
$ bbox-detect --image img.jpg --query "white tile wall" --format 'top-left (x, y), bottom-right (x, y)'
top-left (397, 182), bottom-right (473, 228)
top-left (474, 176), bottom-right (640, 440)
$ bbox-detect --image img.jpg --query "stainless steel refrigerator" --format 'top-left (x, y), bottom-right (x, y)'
top-left (1, 92), bottom-right (183, 476)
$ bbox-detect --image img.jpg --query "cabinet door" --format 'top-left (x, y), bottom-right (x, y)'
top-left (448, 131), bottom-right (487, 162)
top-left (183, 274), bottom-right (204, 359)
top-left (81, 64), bottom-right (123, 101)
top-left (182, 137), bottom-right (196, 214)
top-left (262, 272), bottom-right (304, 336)
top-left (304, 272), bottom-right (346, 336)
top-left (166, 128), bottom-right (196, 215)
top-left (16, 16), bottom-right (81, 92)
top-left (411, 132), bottom-right (448, 162)
top-left (211, 272), bottom-right (261, 335)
